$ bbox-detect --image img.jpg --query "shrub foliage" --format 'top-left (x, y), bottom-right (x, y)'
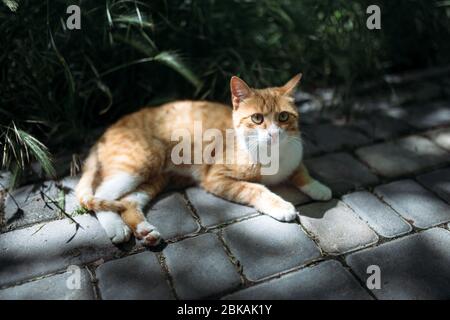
top-left (1, 0), bottom-right (449, 177)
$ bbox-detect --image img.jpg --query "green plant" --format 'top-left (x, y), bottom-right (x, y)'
top-left (1, 0), bottom-right (449, 183)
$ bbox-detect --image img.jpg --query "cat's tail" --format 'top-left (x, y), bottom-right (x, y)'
top-left (75, 147), bottom-right (127, 212)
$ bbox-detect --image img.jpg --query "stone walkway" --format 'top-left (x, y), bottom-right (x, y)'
top-left (1, 95), bottom-right (450, 299)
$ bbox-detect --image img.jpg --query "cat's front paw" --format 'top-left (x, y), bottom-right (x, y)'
top-left (259, 197), bottom-right (298, 222)
top-left (299, 180), bottom-right (332, 201)
top-left (135, 221), bottom-right (162, 247)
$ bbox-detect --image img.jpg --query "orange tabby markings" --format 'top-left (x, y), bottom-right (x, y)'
top-left (76, 74), bottom-right (332, 245)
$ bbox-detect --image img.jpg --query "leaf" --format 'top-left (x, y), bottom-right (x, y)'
top-left (15, 127), bottom-right (55, 178)
top-left (2, 0), bottom-right (19, 12)
top-left (154, 51), bottom-right (203, 90)
top-left (113, 14), bottom-right (153, 29)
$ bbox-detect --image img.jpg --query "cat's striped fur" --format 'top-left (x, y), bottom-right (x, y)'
top-left (76, 74), bottom-right (332, 246)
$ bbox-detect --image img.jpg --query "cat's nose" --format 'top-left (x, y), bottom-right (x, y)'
top-left (268, 132), bottom-right (279, 142)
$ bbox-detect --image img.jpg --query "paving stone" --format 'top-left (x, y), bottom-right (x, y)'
top-left (164, 233), bottom-right (241, 299)
top-left (96, 252), bottom-right (174, 300)
top-left (224, 260), bottom-right (372, 300)
top-left (186, 187), bottom-right (256, 227)
top-left (374, 180), bottom-right (450, 229)
top-left (425, 127), bottom-right (450, 151)
top-left (0, 170), bottom-right (12, 191)
top-left (0, 269), bottom-right (95, 300)
top-left (145, 192), bottom-right (199, 240)
top-left (302, 123), bottom-right (370, 153)
top-left (356, 135), bottom-right (449, 178)
top-left (417, 168), bottom-right (450, 204)
top-left (342, 191), bottom-right (412, 238)
top-left (351, 114), bottom-right (412, 140)
top-left (3, 181), bottom-right (62, 230)
top-left (298, 200), bottom-right (378, 255)
top-left (59, 175), bottom-right (81, 215)
top-left (346, 228), bottom-right (450, 299)
top-left (61, 178), bottom-right (200, 239)
top-left (269, 184), bottom-right (310, 206)
top-left (222, 215), bottom-right (321, 281)
top-left (0, 214), bottom-right (118, 287)
top-left (304, 153), bottom-right (379, 195)
top-left (403, 101), bottom-right (450, 129)
top-left (302, 138), bottom-right (321, 158)
top-left (411, 82), bottom-right (443, 103)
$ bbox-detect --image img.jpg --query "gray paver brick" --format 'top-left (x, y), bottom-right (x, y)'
top-left (0, 171), bottom-right (12, 191)
top-left (302, 138), bottom-right (321, 158)
top-left (0, 269), bottom-right (94, 300)
top-left (304, 152), bottom-right (379, 195)
top-left (224, 260), bottom-right (372, 300)
top-left (164, 233), bottom-right (241, 299)
top-left (186, 187), bottom-right (256, 227)
top-left (96, 252), bottom-right (174, 300)
top-left (3, 181), bottom-right (62, 230)
top-left (299, 200), bottom-right (378, 255)
top-left (303, 123), bottom-right (370, 153)
top-left (61, 178), bottom-right (199, 240)
top-left (356, 135), bottom-right (449, 178)
top-left (222, 215), bottom-right (321, 281)
top-left (346, 228), bottom-right (450, 299)
top-left (351, 114), bottom-right (412, 140)
top-left (342, 191), bottom-right (412, 238)
top-left (59, 175), bottom-right (81, 214)
top-left (0, 214), bottom-right (118, 287)
top-left (374, 180), bottom-right (450, 229)
top-left (269, 184), bottom-right (310, 206)
top-left (417, 168), bottom-right (450, 204)
top-left (425, 127), bottom-right (450, 151)
top-left (402, 101), bottom-right (450, 129)
top-left (145, 193), bottom-right (199, 240)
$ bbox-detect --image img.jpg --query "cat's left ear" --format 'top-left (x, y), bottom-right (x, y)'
top-left (230, 76), bottom-right (252, 110)
top-left (279, 73), bottom-right (302, 96)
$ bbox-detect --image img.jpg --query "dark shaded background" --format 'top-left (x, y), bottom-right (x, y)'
top-left (1, 0), bottom-right (450, 180)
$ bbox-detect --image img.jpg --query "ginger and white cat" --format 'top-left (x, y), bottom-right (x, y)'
top-left (75, 74), bottom-right (332, 246)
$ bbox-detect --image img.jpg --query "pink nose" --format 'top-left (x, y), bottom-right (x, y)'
top-left (269, 132), bottom-right (279, 142)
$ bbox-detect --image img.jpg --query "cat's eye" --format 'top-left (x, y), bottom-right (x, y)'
top-left (278, 111), bottom-right (289, 122)
top-left (251, 113), bottom-right (264, 124)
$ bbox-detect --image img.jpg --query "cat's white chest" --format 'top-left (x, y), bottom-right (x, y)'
top-left (260, 141), bottom-right (303, 186)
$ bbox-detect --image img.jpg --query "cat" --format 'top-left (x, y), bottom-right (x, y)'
top-left (75, 74), bottom-right (332, 246)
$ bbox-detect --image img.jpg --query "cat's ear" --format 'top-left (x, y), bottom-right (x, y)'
top-left (230, 76), bottom-right (252, 109)
top-left (279, 73), bottom-right (302, 96)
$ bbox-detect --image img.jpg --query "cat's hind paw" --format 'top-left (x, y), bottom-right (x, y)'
top-left (135, 221), bottom-right (162, 247)
top-left (299, 180), bottom-right (332, 201)
top-left (97, 211), bottom-right (132, 244)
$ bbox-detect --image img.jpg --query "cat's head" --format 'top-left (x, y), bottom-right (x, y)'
top-left (230, 74), bottom-right (302, 149)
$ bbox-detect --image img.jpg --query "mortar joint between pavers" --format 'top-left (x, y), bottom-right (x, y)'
top-left (85, 265), bottom-right (102, 300)
top-left (204, 212), bottom-right (261, 233)
top-left (163, 214), bottom-right (260, 245)
top-left (155, 251), bottom-right (180, 300)
top-left (0, 190), bottom-right (6, 230)
top-left (340, 199), bottom-right (382, 244)
top-left (335, 255), bottom-right (379, 300)
top-left (216, 229), bottom-right (249, 287)
top-left (0, 266), bottom-right (80, 291)
top-left (180, 191), bottom-right (207, 232)
top-left (370, 189), bottom-right (423, 235)
top-left (414, 175), bottom-right (450, 207)
top-left (217, 256), bottom-right (331, 299)
top-left (293, 209), bottom-right (326, 257)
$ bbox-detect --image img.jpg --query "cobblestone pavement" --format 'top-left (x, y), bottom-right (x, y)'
top-left (1, 95), bottom-right (450, 300)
